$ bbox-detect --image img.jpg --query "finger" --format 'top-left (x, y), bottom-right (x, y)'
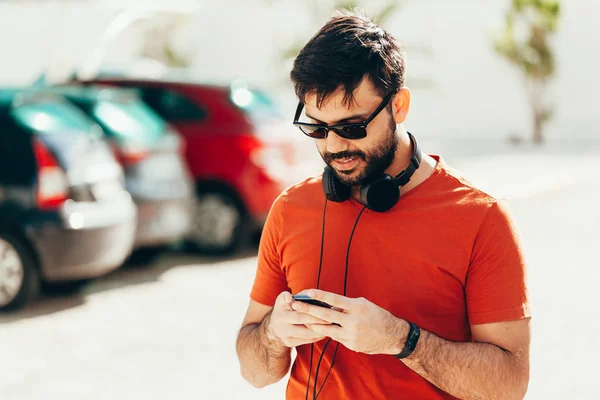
top-left (282, 292), bottom-right (292, 304)
top-left (306, 289), bottom-right (353, 311)
top-left (306, 323), bottom-right (344, 340)
top-left (283, 310), bottom-right (330, 325)
top-left (288, 325), bottom-right (327, 340)
top-left (291, 301), bottom-right (346, 325)
top-left (277, 291), bottom-right (293, 311)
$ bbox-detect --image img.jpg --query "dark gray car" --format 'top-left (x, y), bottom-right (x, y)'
top-left (0, 89), bottom-right (137, 310)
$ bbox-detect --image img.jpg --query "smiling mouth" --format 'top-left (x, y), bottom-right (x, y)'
top-left (332, 157), bottom-right (360, 171)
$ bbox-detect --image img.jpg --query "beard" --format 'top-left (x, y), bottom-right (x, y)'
top-left (320, 116), bottom-right (398, 186)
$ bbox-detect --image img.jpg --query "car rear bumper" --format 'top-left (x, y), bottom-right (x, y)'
top-left (239, 173), bottom-right (287, 227)
top-left (25, 193), bottom-right (137, 281)
top-left (133, 197), bottom-right (193, 247)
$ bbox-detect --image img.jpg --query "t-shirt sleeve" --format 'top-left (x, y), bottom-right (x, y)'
top-left (466, 199), bottom-right (531, 325)
top-left (249, 192), bottom-right (289, 306)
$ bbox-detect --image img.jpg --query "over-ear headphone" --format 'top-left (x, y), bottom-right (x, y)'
top-left (321, 132), bottom-right (422, 212)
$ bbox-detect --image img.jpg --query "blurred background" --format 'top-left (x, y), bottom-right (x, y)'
top-left (0, 0), bottom-right (598, 399)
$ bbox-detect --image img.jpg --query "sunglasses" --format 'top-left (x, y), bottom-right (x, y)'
top-left (293, 89), bottom-right (398, 140)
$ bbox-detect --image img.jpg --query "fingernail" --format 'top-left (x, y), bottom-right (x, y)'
top-left (307, 290), bottom-right (316, 297)
top-left (283, 292), bottom-right (292, 302)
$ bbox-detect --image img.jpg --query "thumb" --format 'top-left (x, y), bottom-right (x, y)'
top-left (282, 291), bottom-right (292, 304)
top-left (279, 291), bottom-right (293, 310)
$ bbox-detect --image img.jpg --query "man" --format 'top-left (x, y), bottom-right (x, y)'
top-left (236, 9), bottom-right (530, 400)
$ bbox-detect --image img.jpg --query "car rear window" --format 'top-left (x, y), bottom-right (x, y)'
top-left (230, 88), bottom-right (282, 124)
top-left (0, 113), bottom-right (36, 184)
top-left (139, 88), bottom-right (206, 123)
top-left (11, 101), bottom-right (95, 134)
top-left (92, 99), bottom-right (166, 143)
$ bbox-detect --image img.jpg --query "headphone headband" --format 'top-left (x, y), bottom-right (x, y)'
top-left (393, 131), bottom-right (421, 187)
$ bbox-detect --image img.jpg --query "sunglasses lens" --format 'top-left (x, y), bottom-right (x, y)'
top-left (336, 126), bottom-right (367, 139)
top-left (295, 124), bottom-right (366, 140)
top-left (299, 125), bottom-right (328, 139)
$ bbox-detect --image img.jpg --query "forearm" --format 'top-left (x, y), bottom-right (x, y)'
top-left (399, 326), bottom-right (529, 400)
top-left (236, 312), bottom-right (292, 388)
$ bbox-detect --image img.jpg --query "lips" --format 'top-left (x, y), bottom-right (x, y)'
top-left (333, 157), bottom-right (360, 171)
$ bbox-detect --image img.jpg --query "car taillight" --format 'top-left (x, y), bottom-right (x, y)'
top-left (250, 144), bottom-right (291, 183)
top-left (33, 138), bottom-right (69, 210)
top-left (112, 144), bottom-right (148, 167)
top-left (237, 135), bottom-right (262, 155)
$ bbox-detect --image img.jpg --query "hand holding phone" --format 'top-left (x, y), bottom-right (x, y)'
top-left (292, 293), bottom-right (340, 326)
top-left (265, 292), bottom-right (328, 349)
top-left (292, 293), bottom-right (332, 308)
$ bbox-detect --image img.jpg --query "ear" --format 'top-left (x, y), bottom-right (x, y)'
top-left (391, 87), bottom-right (411, 124)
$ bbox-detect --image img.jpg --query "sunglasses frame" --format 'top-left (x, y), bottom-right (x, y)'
top-left (293, 88), bottom-right (399, 140)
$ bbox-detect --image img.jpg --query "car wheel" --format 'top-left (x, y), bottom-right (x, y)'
top-left (0, 231), bottom-right (40, 311)
top-left (187, 191), bottom-right (245, 255)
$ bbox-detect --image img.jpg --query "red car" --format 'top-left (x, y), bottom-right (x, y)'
top-left (76, 76), bottom-right (303, 254)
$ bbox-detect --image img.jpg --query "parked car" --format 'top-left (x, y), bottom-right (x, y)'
top-left (74, 76), bottom-right (303, 254)
top-left (43, 85), bottom-right (194, 264)
top-left (0, 89), bottom-right (137, 310)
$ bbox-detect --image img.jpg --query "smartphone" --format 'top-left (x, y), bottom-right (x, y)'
top-left (292, 294), bottom-right (332, 308)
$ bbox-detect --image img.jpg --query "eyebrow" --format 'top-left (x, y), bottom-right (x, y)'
top-left (305, 112), bottom-right (370, 125)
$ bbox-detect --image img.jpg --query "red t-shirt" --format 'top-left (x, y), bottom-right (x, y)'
top-left (250, 155), bottom-right (530, 399)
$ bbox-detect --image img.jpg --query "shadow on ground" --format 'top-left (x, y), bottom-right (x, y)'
top-left (0, 239), bottom-right (259, 324)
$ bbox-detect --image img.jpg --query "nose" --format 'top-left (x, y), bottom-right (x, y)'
top-left (324, 130), bottom-right (349, 154)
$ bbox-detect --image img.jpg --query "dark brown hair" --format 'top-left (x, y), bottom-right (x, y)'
top-left (290, 9), bottom-right (406, 108)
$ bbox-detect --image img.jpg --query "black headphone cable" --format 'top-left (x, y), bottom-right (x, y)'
top-left (310, 205), bottom-right (368, 399)
top-left (304, 199), bottom-right (328, 400)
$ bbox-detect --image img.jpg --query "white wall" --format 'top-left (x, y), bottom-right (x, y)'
top-left (0, 0), bottom-right (598, 141)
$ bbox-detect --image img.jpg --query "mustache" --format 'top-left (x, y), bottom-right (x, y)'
top-left (323, 150), bottom-right (366, 164)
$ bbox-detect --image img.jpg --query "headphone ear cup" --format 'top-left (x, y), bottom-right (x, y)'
top-left (322, 166), bottom-right (351, 202)
top-left (360, 174), bottom-right (400, 212)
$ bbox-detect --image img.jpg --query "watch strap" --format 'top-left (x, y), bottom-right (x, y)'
top-left (394, 322), bottom-right (421, 359)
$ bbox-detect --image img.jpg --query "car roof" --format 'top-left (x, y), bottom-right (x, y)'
top-left (0, 88), bottom-right (22, 104)
top-left (86, 69), bottom-right (248, 91)
top-left (94, 76), bottom-right (231, 90)
top-left (40, 85), bottom-right (139, 103)
top-left (0, 88), bottom-right (66, 111)
top-left (0, 90), bottom-right (19, 112)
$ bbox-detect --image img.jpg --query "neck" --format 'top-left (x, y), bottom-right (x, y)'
top-left (351, 126), bottom-right (437, 201)
top-left (385, 126), bottom-right (414, 180)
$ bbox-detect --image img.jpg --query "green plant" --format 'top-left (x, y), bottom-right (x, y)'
top-left (494, 0), bottom-right (561, 144)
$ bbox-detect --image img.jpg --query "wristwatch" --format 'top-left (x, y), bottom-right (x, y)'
top-left (394, 322), bottom-right (421, 359)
